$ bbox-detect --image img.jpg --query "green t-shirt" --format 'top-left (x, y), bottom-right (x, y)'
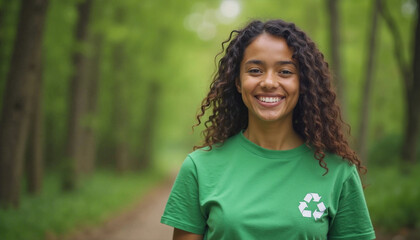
top-left (161, 132), bottom-right (376, 240)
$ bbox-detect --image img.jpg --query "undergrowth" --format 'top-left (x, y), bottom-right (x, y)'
top-left (365, 164), bottom-right (420, 232)
top-left (0, 168), bottom-right (164, 240)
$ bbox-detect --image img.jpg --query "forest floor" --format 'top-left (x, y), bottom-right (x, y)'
top-left (60, 177), bottom-right (174, 240)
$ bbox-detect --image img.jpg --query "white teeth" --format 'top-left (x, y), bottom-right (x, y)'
top-left (259, 96), bottom-right (282, 103)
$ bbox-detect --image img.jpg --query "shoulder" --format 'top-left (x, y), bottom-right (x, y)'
top-left (188, 134), bottom-right (241, 162)
top-left (322, 152), bottom-right (360, 186)
top-left (324, 152), bottom-right (355, 171)
top-left (302, 148), bottom-right (358, 181)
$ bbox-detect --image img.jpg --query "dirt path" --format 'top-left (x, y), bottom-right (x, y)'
top-left (65, 178), bottom-right (174, 240)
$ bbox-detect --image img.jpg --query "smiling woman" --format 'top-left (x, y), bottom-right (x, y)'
top-left (238, 34), bottom-right (301, 149)
top-left (161, 19), bottom-right (376, 240)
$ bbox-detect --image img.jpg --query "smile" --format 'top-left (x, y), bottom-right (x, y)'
top-left (257, 96), bottom-right (285, 103)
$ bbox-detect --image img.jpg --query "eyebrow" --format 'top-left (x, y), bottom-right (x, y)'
top-left (244, 59), bottom-right (297, 67)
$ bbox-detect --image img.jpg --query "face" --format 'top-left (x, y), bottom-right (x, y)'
top-left (237, 33), bottom-right (300, 125)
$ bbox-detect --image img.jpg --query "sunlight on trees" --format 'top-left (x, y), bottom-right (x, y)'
top-left (184, 0), bottom-right (241, 41)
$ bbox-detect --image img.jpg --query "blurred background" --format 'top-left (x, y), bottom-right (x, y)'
top-left (0, 0), bottom-right (419, 239)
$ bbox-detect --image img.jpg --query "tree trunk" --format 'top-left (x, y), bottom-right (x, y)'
top-left (0, 2), bottom-right (6, 113)
top-left (0, 0), bottom-right (49, 208)
top-left (0, 1), bottom-right (7, 84)
top-left (81, 34), bottom-right (102, 174)
top-left (62, 0), bottom-right (93, 191)
top-left (25, 60), bottom-right (44, 195)
top-left (138, 82), bottom-right (161, 170)
top-left (379, 0), bottom-right (419, 164)
top-left (357, 0), bottom-right (380, 162)
top-left (326, 0), bottom-right (346, 117)
top-left (111, 8), bottom-right (131, 173)
top-left (0, 0), bottom-right (20, 112)
top-left (112, 44), bottom-right (131, 173)
top-left (114, 90), bottom-right (131, 173)
top-left (401, 0), bottom-right (420, 163)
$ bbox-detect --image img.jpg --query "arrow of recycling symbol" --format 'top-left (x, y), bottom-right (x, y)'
top-left (298, 193), bottom-right (326, 220)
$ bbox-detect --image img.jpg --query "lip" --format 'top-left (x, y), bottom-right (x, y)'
top-left (255, 94), bottom-right (285, 107)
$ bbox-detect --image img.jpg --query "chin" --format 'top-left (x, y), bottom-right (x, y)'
top-left (256, 112), bottom-right (293, 123)
top-left (258, 115), bottom-right (283, 122)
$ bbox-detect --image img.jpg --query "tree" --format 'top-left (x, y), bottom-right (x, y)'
top-left (0, 0), bottom-right (49, 207)
top-left (0, 0), bottom-right (20, 111)
top-left (80, 34), bottom-right (102, 174)
top-left (404, 0), bottom-right (420, 163)
top-left (326, 0), bottom-right (346, 117)
top-left (63, 0), bottom-right (93, 190)
top-left (112, 42), bottom-right (131, 173)
top-left (379, 0), bottom-right (420, 164)
top-left (138, 82), bottom-right (161, 169)
top-left (25, 61), bottom-right (45, 195)
top-left (357, 0), bottom-right (381, 162)
top-left (0, 1), bottom-right (8, 84)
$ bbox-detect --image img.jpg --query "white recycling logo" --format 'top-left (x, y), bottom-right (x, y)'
top-left (298, 193), bottom-right (326, 220)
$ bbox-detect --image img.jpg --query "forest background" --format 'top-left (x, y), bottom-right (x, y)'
top-left (0, 0), bottom-right (419, 239)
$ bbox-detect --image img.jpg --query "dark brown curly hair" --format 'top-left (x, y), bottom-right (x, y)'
top-left (193, 19), bottom-right (365, 175)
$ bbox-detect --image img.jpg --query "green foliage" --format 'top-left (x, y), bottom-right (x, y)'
top-left (365, 165), bottom-right (420, 232)
top-left (369, 134), bottom-right (404, 166)
top-left (0, 169), bottom-right (164, 240)
top-left (1, 0), bottom-right (412, 169)
top-left (368, 134), bottom-right (420, 166)
top-left (366, 134), bottom-right (420, 232)
top-left (43, 0), bottom-right (78, 166)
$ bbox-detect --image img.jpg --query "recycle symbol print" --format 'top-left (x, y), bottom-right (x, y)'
top-left (298, 193), bottom-right (326, 220)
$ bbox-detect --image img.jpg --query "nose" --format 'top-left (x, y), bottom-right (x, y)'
top-left (260, 72), bottom-right (279, 89)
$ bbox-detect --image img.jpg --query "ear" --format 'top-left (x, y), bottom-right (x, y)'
top-left (235, 78), bottom-right (241, 93)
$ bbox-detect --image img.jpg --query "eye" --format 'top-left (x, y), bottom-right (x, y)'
top-left (248, 68), bottom-right (262, 75)
top-left (280, 70), bottom-right (293, 75)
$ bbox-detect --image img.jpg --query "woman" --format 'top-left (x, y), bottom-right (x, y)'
top-left (161, 19), bottom-right (375, 240)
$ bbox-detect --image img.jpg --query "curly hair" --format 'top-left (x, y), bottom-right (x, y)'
top-left (193, 19), bottom-right (365, 175)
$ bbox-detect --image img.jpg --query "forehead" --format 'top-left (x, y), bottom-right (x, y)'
top-left (242, 33), bottom-right (295, 63)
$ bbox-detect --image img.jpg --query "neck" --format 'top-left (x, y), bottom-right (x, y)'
top-left (244, 118), bottom-right (303, 150)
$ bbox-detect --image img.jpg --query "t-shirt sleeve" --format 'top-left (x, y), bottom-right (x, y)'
top-left (160, 156), bottom-right (206, 235)
top-left (328, 167), bottom-right (376, 240)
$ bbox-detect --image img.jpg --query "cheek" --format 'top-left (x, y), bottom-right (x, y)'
top-left (288, 79), bottom-right (300, 106)
top-left (292, 78), bottom-right (300, 95)
top-left (285, 78), bottom-right (300, 93)
top-left (240, 76), bottom-right (258, 89)
top-left (239, 80), bottom-right (255, 106)
top-left (238, 78), bottom-right (248, 94)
